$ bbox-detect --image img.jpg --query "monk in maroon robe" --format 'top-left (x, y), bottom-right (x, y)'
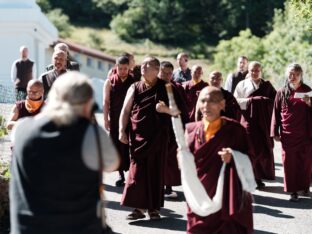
top-left (159, 61), bottom-right (189, 198)
top-left (119, 57), bottom-right (179, 220)
top-left (103, 56), bottom-right (135, 186)
top-left (183, 65), bottom-right (208, 122)
top-left (234, 61), bottom-right (276, 187)
top-left (7, 79), bottom-right (44, 130)
top-left (186, 86), bottom-right (253, 234)
top-left (271, 63), bottom-right (312, 202)
top-left (208, 71), bottom-right (241, 121)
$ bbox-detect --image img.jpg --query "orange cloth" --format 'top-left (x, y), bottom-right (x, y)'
top-left (25, 98), bottom-right (44, 113)
top-left (203, 117), bottom-right (222, 142)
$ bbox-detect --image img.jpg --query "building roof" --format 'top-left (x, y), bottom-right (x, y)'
top-left (54, 38), bottom-right (115, 63)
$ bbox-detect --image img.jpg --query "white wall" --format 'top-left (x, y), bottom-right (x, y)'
top-left (0, 0), bottom-right (57, 87)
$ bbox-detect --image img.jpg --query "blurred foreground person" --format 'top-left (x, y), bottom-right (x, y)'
top-left (10, 72), bottom-right (119, 234)
top-left (7, 80), bottom-right (44, 130)
top-left (182, 86), bottom-right (255, 234)
top-left (271, 63), bottom-right (312, 202)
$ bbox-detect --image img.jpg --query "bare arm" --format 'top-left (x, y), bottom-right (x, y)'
top-left (6, 105), bottom-right (19, 130)
top-left (103, 79), bottom-right (111, 131)
top-left (119, 85), bottom-right (135, 144)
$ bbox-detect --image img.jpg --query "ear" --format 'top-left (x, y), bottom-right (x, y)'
top-left (219, 99), bottom-right (226, 110)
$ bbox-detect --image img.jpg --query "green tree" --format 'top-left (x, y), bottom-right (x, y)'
top-left (47, 9), bottom-right (73, 38)
top-left (262, 2), bottom-right (312, 87)
top-left (212, 29), bottom-right (265, 75)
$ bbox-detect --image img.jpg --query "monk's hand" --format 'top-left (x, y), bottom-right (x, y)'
top-left (156, 101), bottom-right (169, 113)
top-left (273, 136), bottom-right (281, 142)
top-left (302, 95), bottom-right (311, 107)
top-left (218, 148), bottom-right (232, 163)
top-left (119, 131), bottom-right (128, 144)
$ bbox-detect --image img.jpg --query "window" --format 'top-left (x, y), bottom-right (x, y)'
top-left (98, 61), bottom-right (103, 71)
top-left (74, 53), bottom-right (80, 63)
top-left (87, 57), bottom-right (93, 67)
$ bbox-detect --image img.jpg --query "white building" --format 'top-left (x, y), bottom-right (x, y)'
top-left (0, 0), bottom-right (57, 87)
top-left (0, 0), bottom-right (116, 107)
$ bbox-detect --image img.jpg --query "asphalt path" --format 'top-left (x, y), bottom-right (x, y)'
top-left (94, 114), bottom-right (312, 234)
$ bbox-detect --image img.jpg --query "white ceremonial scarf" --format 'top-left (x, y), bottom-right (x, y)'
top-left (234, 78), bottom-right (260, 110)
top-left (177, 149), bottom-right (256, 217)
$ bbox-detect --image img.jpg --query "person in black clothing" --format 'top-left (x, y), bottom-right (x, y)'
top-left (224, 56), bottom-right (248, 94)
top-left (39, 50), bottom-right (67, 99)
top-left (10, 71), bottom-right (119, 234)
top-left (46, 42), bottom-right (80, 71)
top-left (10, 46), bottom-right (36, 101)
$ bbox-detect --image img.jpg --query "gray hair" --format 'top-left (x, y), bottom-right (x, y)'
top-left (246, 61), bottom-right (262, 79)
top-left (43, 71), bottom-right (94, 125)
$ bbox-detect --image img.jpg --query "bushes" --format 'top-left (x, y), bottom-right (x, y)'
top-left (0, 159), bottom-right (10, 230)
top-left (212, 2), bottom-right (312, 88)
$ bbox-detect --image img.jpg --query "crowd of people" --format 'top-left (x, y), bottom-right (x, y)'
top-left (7, 43), bottom-right (312, 234)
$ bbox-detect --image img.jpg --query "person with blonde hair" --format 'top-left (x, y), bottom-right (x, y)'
top-left (10, 71), bottom-right (119, 234)
top-left (271, 63), bottom-right (312, 202)
top-left (234, 61), bottom-right (276, 188)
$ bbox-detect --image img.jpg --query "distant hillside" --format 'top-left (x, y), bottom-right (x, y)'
top-left (65, 25), bottom-right (212, 78)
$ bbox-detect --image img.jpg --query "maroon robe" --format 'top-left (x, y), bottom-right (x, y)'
top-left (186, 118), bottom-right (253, 234)
top-left (183, 80), bottom-right (208, 122)
top-left (121, 79), bottom-right (170, 210)
top-left (109, 73), bottom-right (135, 171)
top-left (271, 84), bottom-right (312, 192)
top-left (164, 81), bottom-right (188, 186)
top-left (221, 88), bottom-right (242, 121)
top-left (16, 100), bottom-right (44, 118)
top-left (241, 80), bottom-right (276, 180)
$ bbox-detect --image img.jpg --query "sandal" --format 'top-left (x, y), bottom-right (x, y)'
top-left (126, 209), bottom-right (146, 220)
top-left (148, 210), bottom-right (161, 220)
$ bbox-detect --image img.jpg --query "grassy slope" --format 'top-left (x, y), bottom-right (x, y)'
top-left (65, 26), bottom-right (212, 79)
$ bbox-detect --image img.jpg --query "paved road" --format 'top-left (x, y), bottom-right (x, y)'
top-left (0, 113), bottom-right (311, 234)
top-left (95, 113), bottom-right (312, 234)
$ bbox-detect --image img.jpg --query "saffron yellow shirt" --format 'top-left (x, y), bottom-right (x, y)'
top-left (203, 117), bottom-right (222, 142)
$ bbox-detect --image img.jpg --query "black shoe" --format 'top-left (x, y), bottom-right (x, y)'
top-left (256, 179), bottom-right (265, 189)
top-left (115, 178), bottom-right (125, 187)
top-left (289, 192), bottom-right (299, 202)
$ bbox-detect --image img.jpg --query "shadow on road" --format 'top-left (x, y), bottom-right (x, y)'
top-left (128, 217), bottom-right (186, 231)
top-left (254, 229), bottom-right (278, 234)
top-left (106, 200), bottom-right (133, 212)
top-left (253, 194), bottom-right (312, 209)
top-left (257, 185), bottom-right (284, 194)
top-left (253, 205), bottom-right (294, 218)
top-left (104, 184), bottom-right (124, 194)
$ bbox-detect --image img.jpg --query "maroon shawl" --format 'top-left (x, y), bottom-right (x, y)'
top-left (109, 74), bottom-right (135, 171)
top-left (186, 118), bottom-right (253, 234)
top-left (241, 80), bottom-right (276, 180)
top-left (221, 88), bottom-right (242, 121)
top-left (121, 79), bottom-right (170, 210)
top-left (271, 84), bottom-right (312, 192)
top-left (183, 80), bottom-right (208, 122)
